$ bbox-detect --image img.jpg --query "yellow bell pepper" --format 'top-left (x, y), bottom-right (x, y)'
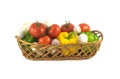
top-left (57, 32), bottom-right (78, 45)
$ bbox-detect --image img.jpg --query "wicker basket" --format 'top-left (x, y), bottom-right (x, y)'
top-left (15, 30), bottom-right (103, 60)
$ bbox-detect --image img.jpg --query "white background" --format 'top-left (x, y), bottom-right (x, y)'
top-left (0, 0), bottom-right (120, 79)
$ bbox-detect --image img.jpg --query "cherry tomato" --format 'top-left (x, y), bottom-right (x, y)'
top-left (29, 22), bottom-right (46, 38)
top-left (61, 22), bottom-right (74, 32)
top-left (48, 24), bottom-right (61, 38)
top-left (79, 23), bottom-right (90, 32)
top-left (38, 35), bottom-right (51, 44)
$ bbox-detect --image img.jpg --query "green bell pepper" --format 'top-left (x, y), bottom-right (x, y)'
top-left (22, 31), bottom-right (37, 43)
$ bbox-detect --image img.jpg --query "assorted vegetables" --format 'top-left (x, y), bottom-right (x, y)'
top-left (18, 21), bottom-right (99, 45)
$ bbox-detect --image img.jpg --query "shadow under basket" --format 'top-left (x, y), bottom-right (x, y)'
top-left (15, 30), bottom-right (103, 60)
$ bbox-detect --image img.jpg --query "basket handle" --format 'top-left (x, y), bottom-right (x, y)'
top-left (92, 30), bottom-right (103, 42)
top-left (15, 36), bottom-right (20, 40)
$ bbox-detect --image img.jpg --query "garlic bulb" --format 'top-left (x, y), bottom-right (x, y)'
top-left (18, 29), bottom-right (25, 38)
top-left (73, 25), bottom-right (81, 34)
top-left (22, 22), bottom-right (32, 31)
top-left (17, 22), bottom-right (32, 38)
top-left (51, 49), bottom-right (57, 54)
top-left (51, 39), bottom-right (60, 45)
top-left (31, 47), bottom-right (43, 56)
top-left (31, 47), bottom-right (36, 52)
top-left (78, 34), bottom-right (88, 42)
top-left (43, 20), bottom-right (52, 27)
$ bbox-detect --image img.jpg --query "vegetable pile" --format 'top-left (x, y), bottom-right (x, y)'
top-left (18, 21), bottom-right (99, 45)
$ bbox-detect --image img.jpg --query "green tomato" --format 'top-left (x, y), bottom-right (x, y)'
top-left (88, 33), bottom-right (99, 42)
top-left (85, 31), bottom-right (91, 35)
top-left (90, 33), bottom-right (95, 36)
top-left (88, 35), bottom-right (95, 42)
top-left (94, 34), bottom-right (99, 41)
top-left (86, 31), bottom-right (95, 38)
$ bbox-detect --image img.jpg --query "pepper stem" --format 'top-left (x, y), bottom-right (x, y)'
top-left (67, 32), bottom-right (76, 40)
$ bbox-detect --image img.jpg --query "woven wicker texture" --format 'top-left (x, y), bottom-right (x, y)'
top-left (16, 30), bottom-right (103, 60)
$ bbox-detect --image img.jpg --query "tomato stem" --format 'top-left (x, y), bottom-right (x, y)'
top-left (36, 22), bottom-right (41, 27)
top-left (65, 20), bottom-right (70, 28)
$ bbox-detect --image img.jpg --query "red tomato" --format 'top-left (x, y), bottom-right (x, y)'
top-left (29, 22), bottom-right (46, 38)
top-left (61, 22), bottom-right (74, 32)
top-left (38, 35), bottom-right (51, 44)
top-left (48, 24), bottom-right (61, 38)
top-left (79, 23), bottom-right (90, 32)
